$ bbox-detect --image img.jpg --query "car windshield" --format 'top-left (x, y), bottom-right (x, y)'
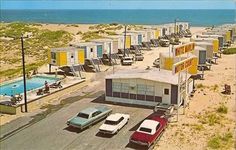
top-left (77, 113), bottom-right (89, 119)
top-left (139, 127), bottom-right (152, 133)
top-left (104, 120), bottom-right (118, 125)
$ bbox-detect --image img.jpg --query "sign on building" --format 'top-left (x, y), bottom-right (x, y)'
top-left (173, 57), bottom-right (194, 74)
top-left (174, 42), bottom-right (195, 56)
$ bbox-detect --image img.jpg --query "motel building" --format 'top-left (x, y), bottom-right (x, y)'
top-left (105, 68), bottom-right (194, 107)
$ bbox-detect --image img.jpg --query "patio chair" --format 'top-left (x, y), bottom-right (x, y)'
top-left (50, 81), bottom-right (62, 89)
top-left (37, 89), bottom-right (44, 95)
top-left (44, 86), bottom-right (50, 94)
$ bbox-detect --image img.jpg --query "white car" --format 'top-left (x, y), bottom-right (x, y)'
top-left (99, 113), bottom-right (130, 134)
top-left (121, 56), bottom-right (133, 65)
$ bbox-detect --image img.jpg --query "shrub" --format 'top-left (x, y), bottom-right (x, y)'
top-left (198, 112), bottom-right (221, 126)
top-left (196, 83), bottom-right (204, 88)
top-left (207, 132), bottom-right (233, 149)
top-left (223, 48), bottom-right (236, 55)
top-left (191, 124), bottom-right (204, 131)
top-left (216, 104), bottom-right (228, 114)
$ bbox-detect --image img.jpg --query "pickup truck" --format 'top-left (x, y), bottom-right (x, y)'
top-left (67, 105), bottom-right (112, 130)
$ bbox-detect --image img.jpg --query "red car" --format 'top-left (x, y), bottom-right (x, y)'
top-left (129, 113), bottom-right (168, 147)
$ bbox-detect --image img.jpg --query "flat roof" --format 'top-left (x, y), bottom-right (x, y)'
top-left (106, 68), bottom-right (191, 85)
top-left (90, 38), bottom-right (113, 42)
top-left (51, 47), bottom-right (77, 51)
top-left (70, 42), bottom-right (101, 47)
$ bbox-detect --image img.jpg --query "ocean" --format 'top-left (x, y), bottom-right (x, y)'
top-left (1, 9), bottom-right (235, 26)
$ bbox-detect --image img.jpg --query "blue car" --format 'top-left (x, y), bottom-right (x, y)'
top-left (67, 105), bottom-right (112, 130)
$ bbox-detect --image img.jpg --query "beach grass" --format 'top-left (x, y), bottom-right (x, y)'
top-left (0, 22), bottom-right (73, 80)
top-left (223, 48), bottom-right (236, 55)
top-left (216, 104), bottom-right (228, 114)
top-left (207, 132), bottom-right (233, 149)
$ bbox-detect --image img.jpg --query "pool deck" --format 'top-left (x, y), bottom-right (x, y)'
top-left (0, 76), bottom-right (86, 113)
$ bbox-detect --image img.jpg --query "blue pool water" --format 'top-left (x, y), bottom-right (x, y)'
top-left (0, 76), bottom-right (59, 96)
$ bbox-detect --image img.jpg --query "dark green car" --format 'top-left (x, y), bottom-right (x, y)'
top-left (67, 105), bottom-right (112, 130)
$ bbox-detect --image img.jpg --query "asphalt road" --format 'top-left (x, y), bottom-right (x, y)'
top-left (0, 73), bottom-right (154, 150)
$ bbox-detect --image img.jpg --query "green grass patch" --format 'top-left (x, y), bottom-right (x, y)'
top-left (198, 112), bottom-right (221, 126)
top-left (191, 124), bottom-right (205, 131)
top-left (1, 22), bottom-right (73, 79)
top-left (216, 104), bottom-right (228, 114)
top-left (196, 83), bottom-right (205, 88)
top-left (223, 48), bottom-right (236, 55)
top-left (207, 132), bottom-right (233, 149)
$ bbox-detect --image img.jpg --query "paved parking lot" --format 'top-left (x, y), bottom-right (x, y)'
top-left (0, 80), bottom-right (154, 150)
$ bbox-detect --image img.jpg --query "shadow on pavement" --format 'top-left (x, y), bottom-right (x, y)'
top-left (63, 126), bottom-right (84, 134)
top-left (95, 132), bottom-right (114, 138)
top-left (91, 94), bottom-right (153, 110)
top-left (125, 142), bottom-right (149, 150)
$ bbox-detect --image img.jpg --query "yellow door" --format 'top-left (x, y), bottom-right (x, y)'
top-left (226, 31), bottom-right (230, 42)
top-left (58, 52), bottom-right (67, 66)
top-left (155, 30), bottom-right (160, 39)
top-left (78, 49), bottom-right (85, 65)
top-left (164, 57), bottom-right (173, 70)
top-left (188, 57), bottom-right (198, 75)
top-left (125, 35), bottom-right (131, 49)
top-left (48, 51), bottom-right (51, 64)
top-left (213, 39), bottom-right (219, 53)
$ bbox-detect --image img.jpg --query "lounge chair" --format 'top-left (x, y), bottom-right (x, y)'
top-left (37, 89), bottom-right (44, 95)
top-left (10, 95), bottom-right (22, 105)
top-left (44, 86), bottom-right (50, 93)
top-left (50, 81), bottom-right (62, 89)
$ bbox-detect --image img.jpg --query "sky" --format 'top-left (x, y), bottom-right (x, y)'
top-left (1, 0), bottom-right (235, 10)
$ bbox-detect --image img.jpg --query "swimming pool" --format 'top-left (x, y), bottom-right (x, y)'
top-left (0, 76), bottom-right (59, 96)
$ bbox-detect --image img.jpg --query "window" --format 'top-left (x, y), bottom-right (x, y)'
top-left (104, 120), bottom-right (117, 125)
top-left (51, 52), bottom-right (56, 59)
top-left (156, 123), bottom-right (161, 131)
top-left (139, 127), bottom-right (152, 133)
top-left (90, 48), bottom-right (93, 52)
top-left (146, 85), bottom-right (154, 95)
top-left (118, 117), bottom-right (124, 123)
top-left (92, 111), bottom-right (101, 117)
top-left (164, 88), bottom-right (169, 95)
top-left (77, 113), bottom-right (89, 119)
top-left (104, 117), bottom-right (124, 125)
top-left (113, 82), bottom-right (121, 92)
top-left (121, 83), bottom-right (129, 93)
top-left (137, 84), bottom-right (146, 95)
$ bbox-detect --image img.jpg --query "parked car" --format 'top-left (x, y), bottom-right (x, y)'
top-left (67, 105), bottom-right (112, 130)
top-left (129, 113), bottom-right (168, 147)
top-left (99, 113), bottom-right (130, 134)
top-left (135, 53), bottom-right (144, 61)
top-left (159, 39), bottom-right (170, 47)
top-left (121, 56), bottom-right (133, 65)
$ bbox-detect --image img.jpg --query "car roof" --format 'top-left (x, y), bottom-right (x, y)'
top-left (106, 113), bottom-right (123, 121)
top-left (140, 119), bottom-right (159, 129)
top-left (80, 107), bottom-right (98, 114)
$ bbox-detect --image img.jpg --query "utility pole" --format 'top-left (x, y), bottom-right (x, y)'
top-left (21, 34), bottom-right (28, 112)
top-left (123, 25), bottom-right (127, 57)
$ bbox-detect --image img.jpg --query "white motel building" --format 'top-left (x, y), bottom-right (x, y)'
top-left (105, 69), bottom-right (194, 107)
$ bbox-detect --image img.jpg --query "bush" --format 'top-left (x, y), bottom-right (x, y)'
top-left (216, 104), bottom-right (228, 114)
top-left (196, 83), bottom-right (205, 88)
top-left (223, 48), bottom-right (236, 55)
top-left (198, 112), bottom-right (221, 126)
top-left (207, 132), bottom-right (233, 149)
